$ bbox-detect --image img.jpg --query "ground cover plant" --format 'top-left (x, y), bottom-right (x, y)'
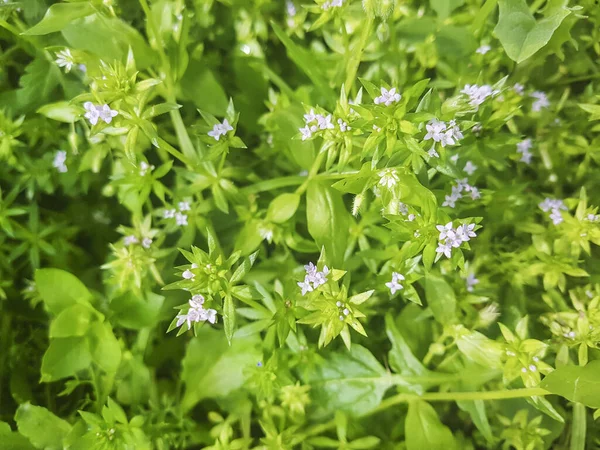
top-left (1, 0), bottom-right (600, 448)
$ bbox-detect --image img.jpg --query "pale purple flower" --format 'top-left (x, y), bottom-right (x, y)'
top-left (385, 272), bottom-right (405, 295)
top-left (374, 87), bottom-right (401, 106)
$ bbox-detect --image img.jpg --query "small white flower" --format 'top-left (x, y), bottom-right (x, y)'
top-left (428, 147), bottom-right (440, 158)
top-left (190, 294), bottom-right (205, 309)
top-left (178, 201), bottom-right (191, 211)
top-left (164, 209), bottom-right (176, 219)
top-left (469, 186), bottom-right (481, 200)
top-left (456, 223), bottom-right (477, 242)
top-left (316, 114), bottom-right (335, 130)
top-left (448, 120), bottom-right (464, 141)
top-left (517, 138), bottom-right (533, 153)
top-left (464, 161), bottom-right (477, 176)
top-left (373, 125), bottom-right (382, 133)
top-left (436, 242), bottom-right (453, 259)
top-left (259, 225), bottom-right (274, 243)
top-left (513, 83), bottom-right (525, 95)
top-left (55, 49), bottom-right (75, 72)
top-left (424, 119), bottom-right (446, 143)
top-left (142, 237), bottom-right (152, 248)
top-left (124, 235), bottom-right (139, 246)
top-left (586, 214), bottom-right (599, 222)
top-left (297, 280), bottom-right (314, 296)
top-left (139, 161), bottom-right (155, 176)
top-left (322, 0), bottom-right (344, 10)
top-left (442, 193), bottom-right (460, 208)
top-left (549, 209), bottom-right (563, 225)
top-left (83, 102), bottom-right (100, 126)
top-left (175, 212), bottom-right (188, 226)
top-left (465, 273), bottom-right (479, 292)
top-left (304, 108), bottom-right (317, 123)
top-left (385, 272), bottom-right (405, 295)
top-left (299, 126), bottom-right (312, 141)
top-left (461, 84), bottom-right (494, 109)
top-left (208, 119), bottom-right (234, 141)
top-left (476, 44), bottom-right (491, 55)
top-left (436, 222), bottom-right (455, 241)
top-left (530, 91), bottom-right (550, 112)
top-left (378, 169), bottom-right (399, 189)
top-left (201, 308), bottom-right (218, 324)
top-left (182, 269), bottom-right (195, 280)
top-left (374, 87), bottom-right (401, 106)
top-left (98, 104), bottom-right (118, 124)
top-left (337, 118), bottom-right (350, 132)
top-left (53, 150), bottom-right (68, 173)
top-left (298, 262), bottom-right (330, 295)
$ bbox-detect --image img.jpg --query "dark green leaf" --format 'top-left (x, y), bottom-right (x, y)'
top-left (15, 403), bottom-right (71, 450)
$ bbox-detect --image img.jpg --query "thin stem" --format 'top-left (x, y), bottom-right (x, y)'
top-left (344, 17), bottom-right (374, 93)
top-left (291, 387), bottom-right (550, 445)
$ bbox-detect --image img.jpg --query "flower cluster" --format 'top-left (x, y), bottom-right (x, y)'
top-left (516, 138), bottom-right (534, 164)
top-left (443, 178), bottom-right (481, 208)
top-left (53, 150), bottom-right (67, 173)
top-left (139, 161), bottom-right (155, 176)
top-left (297, 262), bottom-right (329, 296)
top-left (530, 91), bottom-right (550, 112)
top-left (423, 119), bottom-right (463, 154)
top-left (176, 295), bottom-right (217, 331)
top-left (374, 87), bottom-right (401, 106)
top-left (164, 201), bottom-right (191, 227)
top-left (208, 119), bottom-right (234, 141)
top-left (435, 222), bottom-right (477, 259)
top-left (378, 168), bottom-right (399, 189)
top-left (385, 272), bottom-right (405, 295)
top-left (299, 109), bottom-right (348, 140)
top-left (322, 0), bottom-right (343, 10)
top-left (538, 198), bottom-right (567, 225)
top-left (460, 84), bottom-right (496, 109)
top-left (123, 234), bottom-right (152, 249)
top-left (83, 102), bottom-right (118, 126)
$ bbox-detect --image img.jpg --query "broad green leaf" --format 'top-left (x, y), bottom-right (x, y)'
top-left (15, 403), bottom-right (71, 450)
top-left (385, 314), bottom-right (427, 377)
top-left (41, 337), bottom-right (91, 382)
top-left (62, 15), bottom-right (156, 69)
top-left (494, 0), bottom-right (571, 63)
top-left (307, 181), bottom-right (350, 267)
top-left (0, 421), bottom-right (35, 449)
top-left (180, 61), bottom-right (228, 116)
top-left (540, 360), bottom-right (600, 408)
top-left (301, 345), bottom-right (392, 418)
top-left (14, 58), bottom-right (61, 114)
top-left (424, 274), bottom-right (457, 325)
top-left (579, 104), bottom-right (600, 121)
top-left (455, 329), bottom-right (504, 369)
top-left (109, 292), bottom-right (163, 330)
top-left (429, 0), bottom-right (465, 19)
top-left (405, 401), bottom-right (457, 450)
top-left (87, 322), bottom-right (121, 374)
top-left (49, 304), bottom-right (95, 338)
top-left (35, 269), bottom-right (92, 316)
top-left (271, 22), bottom-right (333, 103)
top-left (37, 102), bottom-right (80, 123)
top-left (23, 2), bottom-right (95, 35)
top-left (267, 193), bottom-right (300, 223)
top-left (181, 328), bottom-right (261, 412)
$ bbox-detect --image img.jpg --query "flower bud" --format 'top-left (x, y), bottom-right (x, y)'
top-left (363, 0), bottom-right (395, 19)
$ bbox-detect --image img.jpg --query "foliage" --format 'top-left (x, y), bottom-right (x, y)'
top-left (1, 0), bottom-right (600, 449)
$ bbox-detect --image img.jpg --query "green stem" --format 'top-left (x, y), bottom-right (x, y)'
top-left (570, 403), bottom-right (586, 450)
top-left (139, 0), bottom-right (198, 164)
top-left (292, 387), bottom-right (549, 445)
top-left (344, 17), bottom-right (374, 93)
top-left (156, 137), bottom-right (196, 167)
top-left (295, 151), bottom-right (327, 195)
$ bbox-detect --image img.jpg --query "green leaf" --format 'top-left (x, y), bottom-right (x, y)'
top-left (301, 345), bottom-right (392, 418)
top-left (579, 104), bottom-right (600, 121)
top-left (223, 294), bottom-right (236, 345)
top-left (424, 274), bottom-right (457, 325)
top-left (385, 314), bottom-right (427, 378)
top-left (23, 2), bottom-right (95, 35)
top-left (429, 0), bottom-right (465, 19)
top-left (37, 102), bottom-right (80, 123)
top-left (540, 360), bottom-right (600, 408)
top-left (307, 181), bottom-right (350, 267)
top-left (35, 269), bottom-right (92, 316)
top-left (180, 61), bottom-right (228, 116)
top-left (109, 292), bottom-right (163, 330)
top-left (405, 401), bottom-right (457, 450)
top-left (14, 58), bottom-right (61, 114)
top-left (267, 193), bottom-right (300, 223)
top-left (15, 403), bottom-right (71, 450)
top-left (181, 328), bottom-right (261, 412)
top-left (494, 0), bottom-right (571, 63)
top-left (87, 322), bottom-right (121, 374)
top-left (0, 421), bottom-right (35, 450)
top-left (456, 400), bottom-right (494, 444)
top-left (271, 22), bottom-right (334, 103)
top-left (49, 304), bottom-right (95, 338)
top-left (41, 337), bottom-right (91, 382)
